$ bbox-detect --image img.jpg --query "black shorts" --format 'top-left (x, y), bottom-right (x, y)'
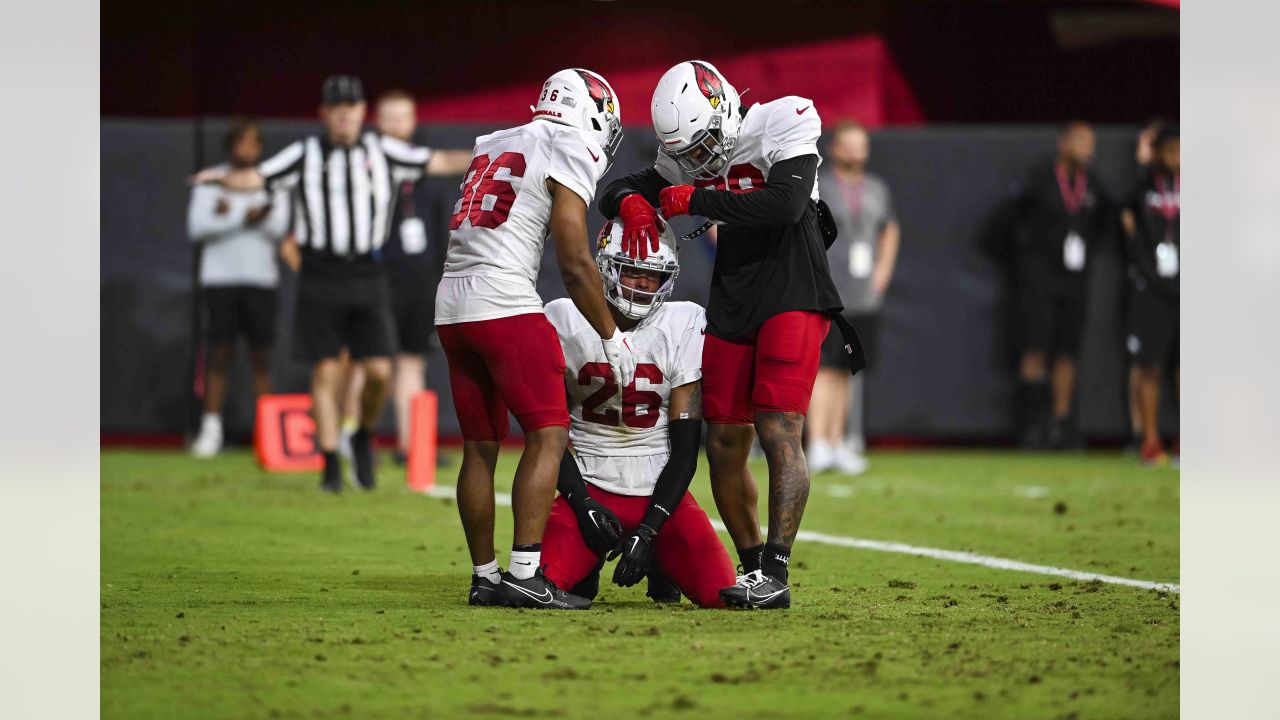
top-left (1126, 284), bottom-right (1179, 367)
top-left (293, 272), bottom-right (397, 363)
top-left (204, 285), bottom-right (277, 347)
top-left (1016, 278), bottom-right (1087, 357)
top-left (820, 312), bottom-right (879, 370)
top-left (389, 277), bottom-right (436, 355)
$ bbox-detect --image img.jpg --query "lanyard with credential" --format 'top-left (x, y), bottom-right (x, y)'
top-left (840, 176), bottom-right (865, 217)
top-left (1056, 164), bottom-right (1088, 272)
top-left (1153, 174), bottom-right (1180, 278)
top-left (1154, 174), bottom-right (1180, 241)
top-left (1055, 164), bottom-right (1088, 220)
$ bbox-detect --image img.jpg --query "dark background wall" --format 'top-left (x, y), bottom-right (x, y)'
top-left (103, 0), bottom-right (1178, 124)
top-left (100, 119), bottom-right (1176, 442)
top-left (101, 0), bottom-right (1178, 442)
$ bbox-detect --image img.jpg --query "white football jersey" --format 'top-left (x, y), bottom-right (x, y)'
top-left (655, 96), bottom-right (822, 201)
top-left (545, 298), bottom-right (706, 496)
top-left (435, 120), bottom-right (607, 325)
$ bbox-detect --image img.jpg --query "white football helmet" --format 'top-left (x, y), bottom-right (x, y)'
top-left (596, 217), bottom-right (680, 321)
top-left (532, 68), bottom-right (623, 164)
top-left (651, 60), bottom-right (742, 180)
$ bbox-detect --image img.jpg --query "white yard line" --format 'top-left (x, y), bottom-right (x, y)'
top-left (423, 485), bottom-right (1180, 594)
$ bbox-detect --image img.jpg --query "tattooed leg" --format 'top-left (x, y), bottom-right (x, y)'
top-left (755, 411), bottom-right (809, 548)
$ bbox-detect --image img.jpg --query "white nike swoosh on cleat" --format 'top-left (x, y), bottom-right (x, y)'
top-left (747, 587), bottom-right (787, 603)
top-left (587, 509), bottom-right (602, 528)
top-left (502, 581), bottom-right (553, 604)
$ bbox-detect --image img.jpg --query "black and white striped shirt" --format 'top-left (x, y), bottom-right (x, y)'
top-left (259, 132), bottom-right (431, 264)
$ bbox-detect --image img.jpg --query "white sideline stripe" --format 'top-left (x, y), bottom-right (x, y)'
top-left (423, 485), bottom-right (1180, 594)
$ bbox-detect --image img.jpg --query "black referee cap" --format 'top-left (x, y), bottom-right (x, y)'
top-left (322, 75), bottom-right (365, 106)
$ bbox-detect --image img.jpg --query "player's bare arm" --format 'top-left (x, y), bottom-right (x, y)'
top-left (549, 178), bottom-right (618, 340)
top-left (549, 178), bottom-right (638, 388)
top-left (668, 380), bottom-right (703, 421)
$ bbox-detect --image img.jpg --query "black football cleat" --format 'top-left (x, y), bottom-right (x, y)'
top-left (320, 456), bottom-right (343, 494)
top-left (497, 568), bottom-right (592, 610)
top-left (646, 571), bottom-right (682, 604)
top-left (569, 562), bottom-right (604, 602)
top-left (719, 569), bottom-right (790, 609)
top-left (351, 429), bottom-right (376, 490)
top-left (469, 574), bottom-right (503, 607)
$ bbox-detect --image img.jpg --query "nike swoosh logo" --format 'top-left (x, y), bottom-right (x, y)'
top-left (502, 580), bottom-right (553, 604)
top-left (747, 586), bottom-right (787, 602)
top-left (589, 150), bottom-right (600, 162)
top-left (627, 537), bottom-right (640, 555)
top-left (587, 509), bottom-right (602, 528)
top-left (796, 106), bottom-right (811, 115)
top-left (513, 561), bottom-right (532, 566)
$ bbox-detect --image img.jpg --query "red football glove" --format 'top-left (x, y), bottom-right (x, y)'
top-left (618, 193), bottom-right (660, 260)
top-left (659, 185), bottom-right (695, 219)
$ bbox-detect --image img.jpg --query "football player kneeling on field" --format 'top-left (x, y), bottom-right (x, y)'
top-left (540, 219), bottom-right (737, 608)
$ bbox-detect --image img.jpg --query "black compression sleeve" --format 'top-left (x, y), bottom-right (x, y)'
top-left (598, 166), bottom-right (672, 218)
top-left (688, 154), bottom-right (818, 227)
top-left (557, 449), bottom-right (591, 508)
top-left (641, 418), bottom-right (703, 532)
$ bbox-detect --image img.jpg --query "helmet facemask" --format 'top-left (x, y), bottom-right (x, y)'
top-left (598, 252), bottom-right (679, 321)
top-left (658, 106), bottom-right (737, 181)
top-left (591, 113), bottom-right (623, 170)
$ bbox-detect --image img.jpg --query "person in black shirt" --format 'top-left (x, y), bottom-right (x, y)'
top-left (1122, 125), bottom-right (1179, 466)
top-left (1122, 118), bottom-right (1168, 454)
top-left (1010, 121), bottom-right (1111, 450)
top-left (599, 61), bottom-right (844, 609)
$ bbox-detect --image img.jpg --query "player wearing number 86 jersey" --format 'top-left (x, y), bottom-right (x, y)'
top-left (435, 68), bottom-right (638, 610)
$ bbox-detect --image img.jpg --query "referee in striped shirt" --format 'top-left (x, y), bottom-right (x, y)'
top-left (195, 75), bottom-right (471, 492)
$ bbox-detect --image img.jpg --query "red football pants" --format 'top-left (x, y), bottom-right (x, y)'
top-left (702, 310), bottom-right (831, 424)
top-left (437, 313), bottom-right (570, 440)
top-left (541, 485), bottom-right (736, 609)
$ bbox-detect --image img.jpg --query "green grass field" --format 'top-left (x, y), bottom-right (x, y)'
top-left (101, 449), bottom-right (1179, 719)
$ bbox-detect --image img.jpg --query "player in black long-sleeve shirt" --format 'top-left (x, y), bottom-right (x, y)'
top-left (1121, 125), bottom-right (1180, 466)
top-left (599, 60), bottom-right (843, 609)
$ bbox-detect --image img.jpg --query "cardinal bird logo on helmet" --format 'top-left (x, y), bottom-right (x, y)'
top-left (575, 70), bottom-right (616, 115)
top-left (692, 62), bottom-right (725, 109)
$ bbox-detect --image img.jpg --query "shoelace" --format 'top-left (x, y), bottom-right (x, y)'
top-left (733, 569), bottom-right (766, 588)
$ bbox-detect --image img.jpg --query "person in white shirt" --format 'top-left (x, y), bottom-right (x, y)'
top-left (187, 118), bottom-right (290, 458)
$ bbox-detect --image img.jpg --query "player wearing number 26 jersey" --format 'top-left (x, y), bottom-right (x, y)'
top-left (435, 69), bottom-right (640, 611)
top-left (540, 220), bottom-right (736, 609)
